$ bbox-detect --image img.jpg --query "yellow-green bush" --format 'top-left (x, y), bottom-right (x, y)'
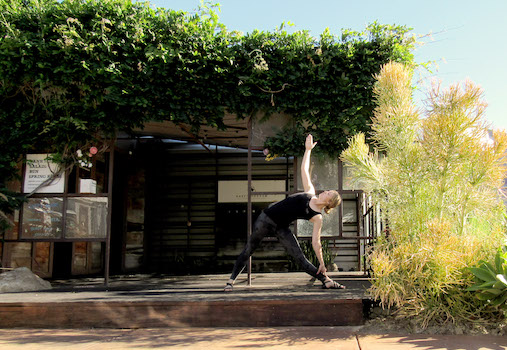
top-left (341, 62), bottom-right (507, 328)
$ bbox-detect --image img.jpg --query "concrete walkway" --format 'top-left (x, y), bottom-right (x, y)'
top-left (0, 327), bottom-right (505, 349)
top-left (1, 273), bottom-right (506, 348)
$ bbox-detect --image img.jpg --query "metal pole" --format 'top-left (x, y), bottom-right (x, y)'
top-left (293, 156), bottom-right (298, 236)
top-left (247, 117), bottom-right (253, 286)
top-left (338, 160), bottom-right (344, 238)
top-left (357, 191), bottom-right (363, 272)
top-left (104, 139), bottom-right (115, 286)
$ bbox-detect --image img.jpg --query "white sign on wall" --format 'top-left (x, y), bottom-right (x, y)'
top-left (218, 180), bottom-right (286, 203)
top-left (23, 154), bottom-right (65, 193)
top-left (79, 179), bottom-right (97, 194)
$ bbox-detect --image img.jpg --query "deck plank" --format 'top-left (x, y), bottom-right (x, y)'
top-left (0, 272), bottom-right (370, 328)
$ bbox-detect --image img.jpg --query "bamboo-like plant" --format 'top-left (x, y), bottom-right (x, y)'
top-left (341, 61), bottom-right (507, 329)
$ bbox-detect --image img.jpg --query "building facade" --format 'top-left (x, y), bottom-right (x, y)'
top-left (1, 115), bottom-right (380, 279)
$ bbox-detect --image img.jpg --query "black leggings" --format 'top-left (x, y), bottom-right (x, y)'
top-left (229, 212), bottom-right (328, 284)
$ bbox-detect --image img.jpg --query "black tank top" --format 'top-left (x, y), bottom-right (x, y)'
top-left (263, 192), bottom-right (321, 228)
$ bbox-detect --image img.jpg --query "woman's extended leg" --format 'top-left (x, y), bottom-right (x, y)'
top-left (275, 227), bottom-right (345, 289)
top-left (275, 227), bottom-right (328, 284)
top-left (225, 212), bottom-right (275, 290)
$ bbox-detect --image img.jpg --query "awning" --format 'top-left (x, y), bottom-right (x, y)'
top-left (132, 111), bottom-right (292, 150)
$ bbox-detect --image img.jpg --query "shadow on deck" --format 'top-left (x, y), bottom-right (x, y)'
top-left (0, 272), bottom-right (371, 328)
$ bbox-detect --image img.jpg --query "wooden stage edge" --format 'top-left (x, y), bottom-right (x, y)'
top-left (0, 299), bottom-right (364, 328)
top-left (0, 272), bottom-right (370, 328)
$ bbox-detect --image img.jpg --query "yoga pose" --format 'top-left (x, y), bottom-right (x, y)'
top-left (224, 134), bottom-right (345, 291)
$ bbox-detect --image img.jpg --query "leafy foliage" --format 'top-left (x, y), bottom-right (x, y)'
top-left (0, 0), bottom-right (416, 231)
top-left (468, 246), bottom-right (507, 309)
top-left (341, 62), bottom-right (507, 328)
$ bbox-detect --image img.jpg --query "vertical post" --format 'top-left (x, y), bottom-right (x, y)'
top-left (337, 160), bottom-right (343, 238)
top-left (357, 191), bottom-right (364, 237)
top-left (61, 166), bottom-right (70, 240)
top-left (104, 139), bottom-right (115, 286)
top-left (337, 160), bottom-right (343, 191)
top-left (17, 159), bottom-right (27, 240)
top-left (356, 191), bottom-right (363, 272)
top-left (247, 117), bottom-right (253, 286)
top-left (293, 156), bottom-right (298, 236)
top-left (214, 144), bottom-right (218, 257)
top-left (62, 162), bottom-right (70, 273)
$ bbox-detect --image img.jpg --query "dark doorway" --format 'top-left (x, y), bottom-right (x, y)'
top-left (52, 242), bottom-right (72, 278)
top-left (110, 151), bottom-right (128, 274)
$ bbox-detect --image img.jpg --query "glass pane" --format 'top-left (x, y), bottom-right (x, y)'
top-left (66, 197), bottom-right (108, 238)
top-left (33, 242), bottom-right (51, 274)
top-left (4, 161), bottom-right (22, 240)
top-left (297, 209), bottom-right (340, 237)
top-left (68, 152), bottom-right (108, 194)
top-left (343, 200), bottom-right (357, 223)
top-left (90, 242), bottom-right (103, 271)
top-left (78, 153), bottom-right (108, 194)
top-left (6, 162), bottom-right (22, 192)
top-left (342, 164), bottom-right (359, 190)
top-left (73, 241), bottom-right (88, 273)
top-left (4, 209), bottom-right (20, 240)
top-left (21, 198), bottom-right (63, 238)
top-left (93, 152), bottom-right (108, 193)
top-left (4, 242), bottom-right (31, 268)
top-left (297, 158), bottom-right (339, 191)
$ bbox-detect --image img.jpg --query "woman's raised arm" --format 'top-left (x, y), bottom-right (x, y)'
top-left (301, 134), bottom-right (317, 195)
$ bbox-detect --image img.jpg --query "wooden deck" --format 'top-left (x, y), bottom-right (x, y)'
top-left (0, 272), bottom-right (371, 328)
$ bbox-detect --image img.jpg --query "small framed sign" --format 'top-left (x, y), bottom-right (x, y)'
top-left (218, 180), bottom-right (285, 203)
top-left (23, 154), bottom-right (65, 193)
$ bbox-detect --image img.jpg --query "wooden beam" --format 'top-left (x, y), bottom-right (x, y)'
top-left (177, 123), bottom-right (212, 153)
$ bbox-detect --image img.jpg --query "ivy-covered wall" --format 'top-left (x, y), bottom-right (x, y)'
top-left (0, 0), bottom-right (417, 231)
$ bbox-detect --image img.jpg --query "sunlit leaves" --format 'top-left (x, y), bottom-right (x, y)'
top-left (467, 248), bottom-right (507, 309)
top-left (341, 61), bottom-right (507, 328)
top-left (0, 0), bottom-right (417, 232)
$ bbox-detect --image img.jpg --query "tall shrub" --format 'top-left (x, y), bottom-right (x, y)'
top-left (341, 62), bottom-right (507, 329)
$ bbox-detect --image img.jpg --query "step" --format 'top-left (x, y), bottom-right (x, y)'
top-left (0, 298), bottom-right (363, 328)
top-left (0, 272), bottom-right (369, 328)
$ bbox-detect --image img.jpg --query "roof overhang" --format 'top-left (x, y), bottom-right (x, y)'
top-left (132, 112), bottom-right (292, 151)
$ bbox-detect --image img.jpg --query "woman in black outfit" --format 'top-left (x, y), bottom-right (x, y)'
top-left (224, 134), bottom-right (345, 291)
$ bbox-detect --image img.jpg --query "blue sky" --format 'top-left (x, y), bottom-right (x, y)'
top-left (149, 0), bottom-right (507, 130)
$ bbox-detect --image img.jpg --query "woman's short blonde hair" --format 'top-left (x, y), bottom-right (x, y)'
top-left (324, 190), bottom-right (341, 214)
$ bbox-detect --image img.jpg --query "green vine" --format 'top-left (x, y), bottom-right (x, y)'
top-left (0, 0), bottom-right (418, 232)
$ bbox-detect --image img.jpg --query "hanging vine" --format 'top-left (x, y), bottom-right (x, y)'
top-left (0, 0), bottom-right (418, 231)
